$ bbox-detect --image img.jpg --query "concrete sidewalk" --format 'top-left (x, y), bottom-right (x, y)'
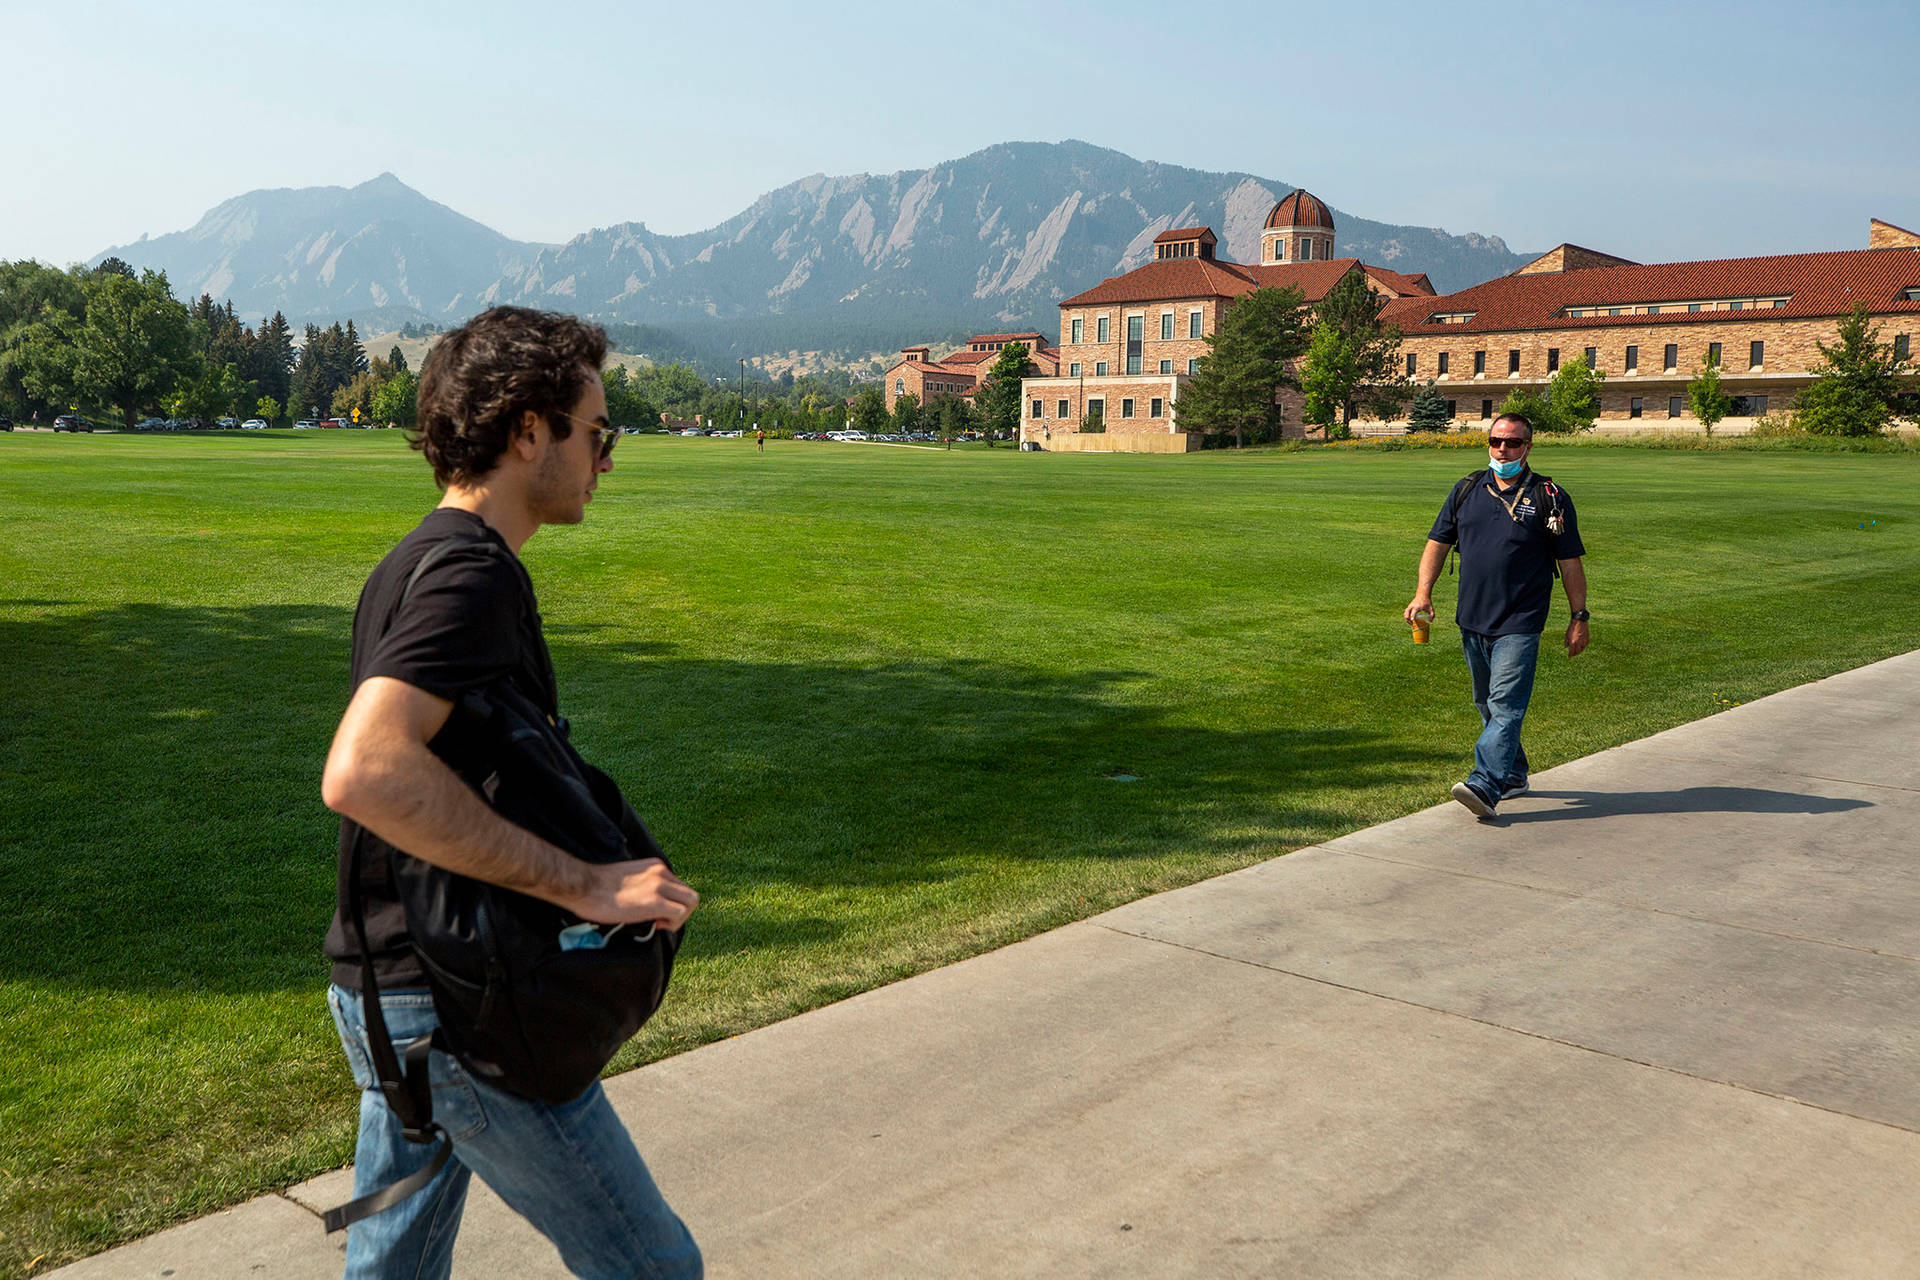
top-left (54, 651), bottom-right (1920, 1278)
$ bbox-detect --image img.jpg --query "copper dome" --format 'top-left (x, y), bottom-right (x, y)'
top-left (1266, 190), bottom-right (1334, 231)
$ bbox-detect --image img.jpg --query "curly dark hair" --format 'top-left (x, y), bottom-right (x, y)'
top-left (411, 307), bottom-right (608, 487)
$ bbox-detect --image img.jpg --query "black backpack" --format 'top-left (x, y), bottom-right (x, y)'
top-left (325, 535), bottom-right (683, 1233)
top-left (1443, 467), bottom-right (1565, 578)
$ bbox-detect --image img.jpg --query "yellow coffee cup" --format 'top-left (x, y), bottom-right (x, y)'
top-left (1411, 608), bottom-right (1433, 644)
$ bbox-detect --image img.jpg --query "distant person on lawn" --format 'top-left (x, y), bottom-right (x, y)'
top-left (321, 306), bottom-right (702, 1278)
top-left (1404, 412), bottom-right (1590, 818)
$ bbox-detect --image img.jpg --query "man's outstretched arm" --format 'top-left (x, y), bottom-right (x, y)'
top-left (1404, 539), bottom-right (1451, 623)
top-left (322, 676), bottom-right (697, 929)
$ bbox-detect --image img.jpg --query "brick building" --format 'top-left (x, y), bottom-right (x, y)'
top-left (1378, 219), bottom-right (1920, 428)
top-left (1019, 191), bottom-right (1435, 450)
top-left (882, 332), bottom-right (1060, 413)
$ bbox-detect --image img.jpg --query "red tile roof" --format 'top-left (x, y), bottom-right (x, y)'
top-left (1153, 226), bottom-right (1217, 244)
top-left (1267, 190), bottom-right (1334, 231)
top-left (1385, 246), bottom-right (1920, 335)
top-left (1063, 257), bottom-right (1380, 307)
top-left (941, 350), bottom-right (997, 365)
top-left (1362, 265), bottom-right (1437, 297)
top-left (966, 332), bottom-right (1046, 344)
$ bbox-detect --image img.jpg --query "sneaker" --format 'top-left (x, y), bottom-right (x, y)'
top-left (1499, 777), bottom-right (1530, 800)
top-left (1451, 781), bottom-right (1497, 817)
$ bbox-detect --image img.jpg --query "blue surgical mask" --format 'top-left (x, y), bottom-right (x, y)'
top-left (1489, 453), bottom-right (1525, 479)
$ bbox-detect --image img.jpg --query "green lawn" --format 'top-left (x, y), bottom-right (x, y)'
top-left (3, 431), bottom-right (1917, 1268)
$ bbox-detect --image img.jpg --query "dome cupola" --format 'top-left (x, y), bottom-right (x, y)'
top-left (1262, 189), bottom-right (1336, 263)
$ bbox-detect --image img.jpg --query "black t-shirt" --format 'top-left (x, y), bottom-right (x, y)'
top-left (324, 507), bottom-right (558, 990)
top-left (1428, 468), bottom-right (1585, 637)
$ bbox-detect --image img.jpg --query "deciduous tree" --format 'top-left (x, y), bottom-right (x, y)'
top-left (1796, 303), bottom-right (1909, 437)
top-left (974, 342), bottom-right (1032, 445)
top-left (1687, 349), bottom-right (1732, 437)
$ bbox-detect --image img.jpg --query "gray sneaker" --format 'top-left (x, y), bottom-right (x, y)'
top-left (1500, 777), bottom-right (1530, 800)
top-left (1451, 781), bottom-right (1497, 817)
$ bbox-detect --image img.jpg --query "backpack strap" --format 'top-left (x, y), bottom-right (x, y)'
top-left (1443, 470), bottom-right (1485, 576)
top-left (322, 533), bottom-right (499, 1234)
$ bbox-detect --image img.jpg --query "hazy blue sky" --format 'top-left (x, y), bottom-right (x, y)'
top-left (6, 0), bottom-right (1917, 270)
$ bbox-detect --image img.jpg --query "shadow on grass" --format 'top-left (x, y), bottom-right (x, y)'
top-left (0, 599), bottom-right (1454, 997)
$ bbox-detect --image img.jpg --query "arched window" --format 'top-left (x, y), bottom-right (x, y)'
top-left (895, 379), bottom-right (905, 396)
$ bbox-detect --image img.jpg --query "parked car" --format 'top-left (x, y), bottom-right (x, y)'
top-left (0, 416), bottom-right (12, 431)
top-left (318, 418), bottom-right (345, 429)
top-left (293, 419), bottom-right (318, 429)
top-left (217, 417), bottom-right (239, 428)
top-left (53, 415), bottom-right (95, 432)
top-left (241, 418), bottom-right (268, 430)
top-left (134, 417), bottom-right (167, 432)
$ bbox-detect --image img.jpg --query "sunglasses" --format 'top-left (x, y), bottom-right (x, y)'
top-left (1488, 436), bottom-right (1530, 450)
top-left (554, 411), bottom-right (619, 460)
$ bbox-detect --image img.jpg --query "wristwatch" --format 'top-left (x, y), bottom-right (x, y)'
top-left (1570, 609), bottom-right (1591, 623)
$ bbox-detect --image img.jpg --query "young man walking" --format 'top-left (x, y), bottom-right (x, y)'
top-left (1404, 412), bottom-right (1590, 818)
top-left (321, 306), bottom-right (703, 1278)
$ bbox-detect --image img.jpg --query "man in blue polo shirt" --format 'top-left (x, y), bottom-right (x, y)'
top-left (1404, 412), bottom-right (1590, 817)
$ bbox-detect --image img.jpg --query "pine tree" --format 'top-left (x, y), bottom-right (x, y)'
top-left (1177, 286), bottom-right (1310, 447)
top-left (1298, 270), bottom-right (1408, 431)
top-left (1408, 383), bottom-right (1451, 432)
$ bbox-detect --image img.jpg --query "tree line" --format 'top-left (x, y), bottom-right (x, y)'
top-left (0, 257), bottom-right (428, 429)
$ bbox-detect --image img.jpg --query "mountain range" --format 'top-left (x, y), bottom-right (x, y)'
top-left (94, 142), bottom-right (1532, 367)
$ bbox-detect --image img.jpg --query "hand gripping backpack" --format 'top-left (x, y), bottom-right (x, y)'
top-left (325, 535), bottom-right (684, 1233)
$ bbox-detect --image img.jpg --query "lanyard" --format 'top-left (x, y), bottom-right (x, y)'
top-left (1484, 472), bottom-right (1532, 525)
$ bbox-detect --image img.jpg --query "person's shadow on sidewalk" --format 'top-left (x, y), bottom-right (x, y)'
top-left (1498, 787), bottom-right (1873, 824)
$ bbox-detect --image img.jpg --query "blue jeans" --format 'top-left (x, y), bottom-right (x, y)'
top-left (1460, 630), bottom-right (1539, 803)
top-left (327, 984), bottom-right (702, 1280)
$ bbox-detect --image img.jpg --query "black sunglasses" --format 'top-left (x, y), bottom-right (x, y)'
top-left (555, 411), bottom-right (618, 460)
top-left (1488, 436), bottom-right (1530, 450)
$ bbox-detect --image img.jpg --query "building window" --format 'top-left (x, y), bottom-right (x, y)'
top-left (1058, 399), bottom-right (1070, 419)
top-left (1708, 342), bottom-right (1723, 366)
top-left (1095, 361), bottom-right (1108, 376)
top-left (1126, 315), bottom-right (1143, 374)
top-left (1438, 352), bottom-right (1449, 375)
top-left (1159, 359), bottom-right (1172, 374)
top-left (1161, 313), bottom-right (1174, 340)
top-left (1547, 348), bottom-right (1560, 372)
top-left (1753, 395), bottom-right (1768, 415)
top-left (1730, 301), bottom-right (1744, 311)
top-left (1068, 362), bottom-right (1082, 377)
top-left (1669, 396), bottom-right (1685, 418)
top-left (1898, 334), bottom-right (1911, 361)
top-left (1474, 350), bottom-right (1486, 375)
top-left (1187, 358), bottom-right (1200, 374)
top-left (1445, 400), bottom-right (1457, 419)
top-left (1688, 303), bottom-right (1702, 313)
top-left (1087, 397), bottom-right (1103, 421)
top-left (1664, 343), bottom-right (1678, 372)
top-left (1507, 349), bottom-right (1520, 374)
top-left (1750, 340), bottom-right (1764, 369)
top-left (1584, 346), bottom-right (1597, 369)
top-left (1189, 310), bottom-right (1203, 339)
top-left (1625, 345), bottom-right (1638, 372)
top-left (1480, 399), bottom-right (1493, 419)
top-left (1150, 397), bottom-right (1163, 418)
top-left (1031, 399), bottom-right (1043, 419)
top-left (1097, 316), bottom-right (1110, 343)
top-left (1121, 398), bottom-right (1135, 419)
top-left (1630, 397), bottom-right (1643, 419)
top-left (1407, 353), bottom-right (1417, 376)
top-left (1071, 318), bottom-right (1083, 344)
